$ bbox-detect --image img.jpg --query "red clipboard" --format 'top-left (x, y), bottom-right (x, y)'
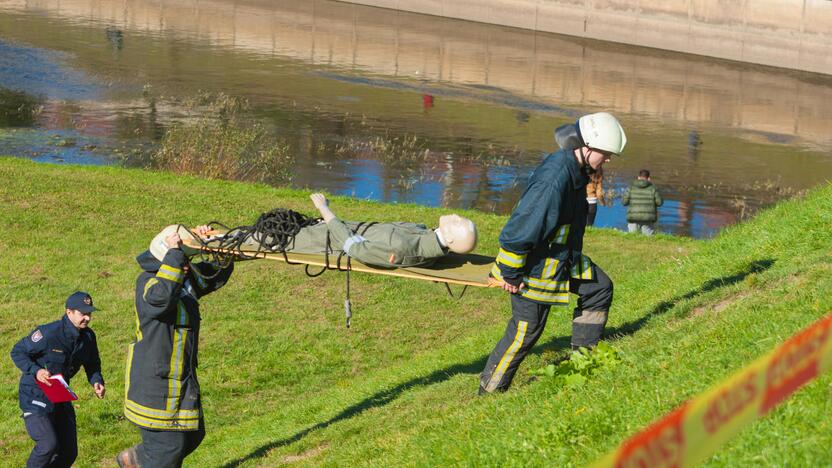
top-left (35, 374), bottom-right (78, 403)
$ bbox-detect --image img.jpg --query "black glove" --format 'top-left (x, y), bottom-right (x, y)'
top-left (502, 275), bottom-right (524, 288)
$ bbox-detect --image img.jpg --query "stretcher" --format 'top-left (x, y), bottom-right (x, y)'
top-left (182, 236), bottom-right (500, 288)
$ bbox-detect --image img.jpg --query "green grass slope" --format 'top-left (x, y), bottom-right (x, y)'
top-left (0, 157), bottom-right (829, 466)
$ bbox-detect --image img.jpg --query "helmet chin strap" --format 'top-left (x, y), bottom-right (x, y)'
top-left (579, 147), bottom-right (597, 175)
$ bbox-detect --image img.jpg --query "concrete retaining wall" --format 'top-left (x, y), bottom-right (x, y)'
top-left (337, 0), bottom-right (832, 76)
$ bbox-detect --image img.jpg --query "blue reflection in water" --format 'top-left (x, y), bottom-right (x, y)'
top-left (0, 128), bottom-right (113, 165)
top-left (0, 40), bottom-right (100, 100)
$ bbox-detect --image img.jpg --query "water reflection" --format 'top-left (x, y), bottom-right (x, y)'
top-left (0, 0), bottom-right (831, 238)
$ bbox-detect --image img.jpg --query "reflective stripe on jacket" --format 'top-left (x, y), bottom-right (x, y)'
top-left (491, 149), bottom-right (594, 305)
top-left (124, 248), bottom-right (233, 431)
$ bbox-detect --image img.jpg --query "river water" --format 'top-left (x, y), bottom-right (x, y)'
top-left (1, 0), bottom-right (831, 238)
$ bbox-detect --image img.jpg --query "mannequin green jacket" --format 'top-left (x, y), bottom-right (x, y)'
top-left (124, 248), bottom-right (233, 431)
top-left (622, 179), bottom-right (663, 223)
top-left (251, 219), bottom-right (447, 268)
top-left (491, 149), bottom-right (595, 305)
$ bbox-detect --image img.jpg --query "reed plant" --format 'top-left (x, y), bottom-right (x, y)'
top-left (152, 92), bottom-right (293, 184)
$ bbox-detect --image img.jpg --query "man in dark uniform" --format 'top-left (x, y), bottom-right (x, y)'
top-left (481, 112), bottom-right (627, 394)
top-left (116, 224), bottom-right (233, 468)
top-left (10, 291), bottom-right (106, 467)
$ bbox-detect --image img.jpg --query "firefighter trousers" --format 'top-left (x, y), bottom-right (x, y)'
top-left (480, 265), bottom-right (613, 393)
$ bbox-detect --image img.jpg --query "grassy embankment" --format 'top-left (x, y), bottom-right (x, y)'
top-left (1, 157), bottom-right (830, 466)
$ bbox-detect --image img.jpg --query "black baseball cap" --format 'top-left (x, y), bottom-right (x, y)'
top-left (66, 291), bottom-right (96, 314)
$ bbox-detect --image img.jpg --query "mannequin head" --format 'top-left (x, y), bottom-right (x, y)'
top-left (438, 215), bottom-right (477, 254)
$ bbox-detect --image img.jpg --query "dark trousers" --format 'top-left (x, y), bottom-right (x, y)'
top-left (23, 404), bottom-right (77, 468)
top-left (481, 265), bottom-right (613, 393)
top-left (136, 418), bottom-right (205, 468)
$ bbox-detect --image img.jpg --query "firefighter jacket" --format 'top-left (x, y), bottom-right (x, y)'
top-left (10, 315), bottom-right (104, 414)
top-left (124, 248), bottom-right (233, 431)
top-left (491, 149), bottom-right (595, 305)
top-left (285, 218), bottom-right (446, 268)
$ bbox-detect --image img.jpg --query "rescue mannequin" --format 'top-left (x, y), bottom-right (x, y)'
top-left (235, 194), bottom-right (478, 268)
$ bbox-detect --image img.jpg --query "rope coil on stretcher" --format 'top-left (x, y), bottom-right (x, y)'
top-left (183, 208), bottom-right (322, 277)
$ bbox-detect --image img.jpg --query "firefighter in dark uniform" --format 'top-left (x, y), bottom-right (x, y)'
top-left (116, 225), bottom-right (233, 468)
top-left (481, 112), bottom-right (627, 394)
top-left (10, 291), bottom-right (106, 467)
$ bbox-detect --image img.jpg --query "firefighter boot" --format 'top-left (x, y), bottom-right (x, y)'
top-left (571, 309), bottom-right (608, 350)
top-left (116, 445), bottom-right (140, 468)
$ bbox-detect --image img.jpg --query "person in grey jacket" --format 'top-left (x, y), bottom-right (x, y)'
top-left (622, 169), bottom-right (663, 235)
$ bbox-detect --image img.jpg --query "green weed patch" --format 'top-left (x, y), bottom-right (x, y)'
top-left (531, 342), bottom-right (622, 388)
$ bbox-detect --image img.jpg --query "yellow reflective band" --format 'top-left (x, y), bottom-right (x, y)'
top-left (490, 264), bottom-right (504, 281)
top-left (124, 343), bottom-right (134, 402)
top-left (124, 405), bottom-right (199, 430)
top-left (542, 258), bottom-right (559, 279)
top-left (571, 255), bottom-right (594, 280)
top-left (583, 256), bottom-right (593, 280)
top-left (554, 225), bottom-right (570, 244)
top-left (526, 276), bottom-right (569, 292)
top-left (496, 248), bottom-right (526, 268)
top-left (134, 313), bottom-right (143, 342)
top-left (142, 278), bottom-right (159, 301)
top-left (522, 289), bottom-right (570, 303)
top-left (487, 321), bottom-right (528, 391)
top-left (157, 264), bottom-right (184, 283)
top-left (167, 302), bottom-right (189, 412)
top-left (125, 399), bottom-right (199, 420)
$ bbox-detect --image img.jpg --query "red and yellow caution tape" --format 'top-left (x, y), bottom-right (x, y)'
top-left (592, 313), bottom-right (832, 468)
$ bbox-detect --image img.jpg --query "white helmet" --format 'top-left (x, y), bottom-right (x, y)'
top-left (578, 112), bottom-right (627, 155)
top-left (438, 214), bottom-right (477, 254)
top-left (149, 225), bottom-right (200, 262)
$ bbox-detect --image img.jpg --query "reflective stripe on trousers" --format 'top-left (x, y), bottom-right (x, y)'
top-left (481, 295), bottom-right (551, 393)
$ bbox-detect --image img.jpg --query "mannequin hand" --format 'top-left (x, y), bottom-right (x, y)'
top-left (310, 193), bottom-right (336, 222)
top-left (310, 193), bottom-right (328, 210)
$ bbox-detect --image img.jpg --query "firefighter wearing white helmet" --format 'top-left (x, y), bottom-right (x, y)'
top-left (480, 112), bottom-right (626, 394)
top-left (578, 111), bottom-right (627, 155)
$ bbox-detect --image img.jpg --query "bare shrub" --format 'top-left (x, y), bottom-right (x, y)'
top-left (152, 93), bottom-right (293, 184)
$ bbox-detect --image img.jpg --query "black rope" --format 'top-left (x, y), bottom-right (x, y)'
top-left (186, 209), bottom-right (322, 280)
top-left (442, 282), bottom-right (469, 300)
